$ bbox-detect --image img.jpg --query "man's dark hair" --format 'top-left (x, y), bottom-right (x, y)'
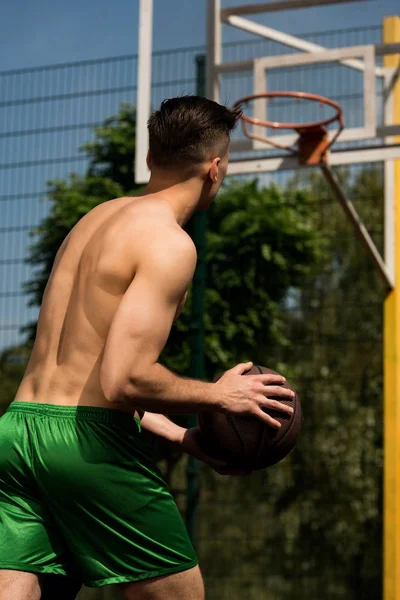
top-left (147, 95), bottom-right (241, 169)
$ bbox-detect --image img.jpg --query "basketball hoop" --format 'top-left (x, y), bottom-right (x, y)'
top-left (233, 91), bottom-right (344, 165)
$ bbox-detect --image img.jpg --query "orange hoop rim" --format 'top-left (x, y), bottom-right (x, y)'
top-left (233, 91), bottom-right (344, 156)
top-left (233, 91), bottom-right (344, 131)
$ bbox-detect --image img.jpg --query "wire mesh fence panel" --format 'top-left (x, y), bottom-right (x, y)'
top-left (0, 24), bottom-right (384, 600)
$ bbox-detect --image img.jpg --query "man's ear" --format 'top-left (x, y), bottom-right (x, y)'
top-left (209, 157), bottom-right (221, 184)
top-left (146, 151), bottom-right (152, 170)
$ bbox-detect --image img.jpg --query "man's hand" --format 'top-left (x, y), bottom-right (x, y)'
top-left (139, 413), bottom-right (252, 476)
top-left (216, 361), bottom-right (294, 429)
top-left (180, 427), bottom-right (252, 477)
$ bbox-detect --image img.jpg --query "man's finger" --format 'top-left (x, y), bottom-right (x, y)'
top-left (230, 361), bottom-right (253, 375)
top-left (253, 407), bottom-right (281, 429)
top-left (262, 398), bottom-right (294, 416)
top-left (256, 374), bottom-right (287, 385)
top-left (261, 385), bottom-right (294, 399)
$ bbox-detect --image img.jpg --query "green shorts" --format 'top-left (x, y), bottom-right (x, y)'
top-left (0, 402), bottom-right (197, 587)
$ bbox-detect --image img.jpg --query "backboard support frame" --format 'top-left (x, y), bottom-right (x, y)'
top-left (206, 0), bottom-right (400, 153)
top-left (206, 0), bottom-right (400, 291)
top-left (135, 0), bottom-right (153, 185)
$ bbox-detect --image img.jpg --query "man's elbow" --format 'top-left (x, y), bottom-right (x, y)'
top-left (100, 373), bottom-right (124, 404)
top-left (100, 364), bottom-right (143, 404)
top-left (100, 366), bottom-right (127, 404)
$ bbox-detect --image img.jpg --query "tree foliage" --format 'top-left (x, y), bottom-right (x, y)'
top-left (194, 166), bottom-right (384, 600)
top-left (0, 346), bottom-right (30, 415)
top-left (163, 179), bottom-right (321, 378)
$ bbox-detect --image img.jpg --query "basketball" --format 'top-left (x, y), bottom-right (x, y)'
top-left (198, 365), bottom-right (302, 470)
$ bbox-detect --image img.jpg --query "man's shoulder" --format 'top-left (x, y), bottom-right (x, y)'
top-left (140, 222), bottom-right (197, 269)
top-left (126, 198), bottom-right (197, 258)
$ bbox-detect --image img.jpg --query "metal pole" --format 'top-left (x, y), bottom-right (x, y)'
top-left (135, 0), bottom-right (153, 184)
top-left (383, 16), bottom-right (400, 600)
top-left (320, 162), bottom-right (393, 290)
top-left (186, 55), bottom-right (207, 544)
top-left (207, 0), bottom-right (221, 103)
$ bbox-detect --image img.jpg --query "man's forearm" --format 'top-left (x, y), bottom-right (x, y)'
top-left (140, 412), bottom-right (186, 445)
top-left (120, 362), bottom-right (222, 414)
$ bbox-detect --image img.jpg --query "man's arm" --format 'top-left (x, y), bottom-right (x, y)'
top-left (139, 412), bottom-right (249, 474)
top-left (100, 225), bottom-right (295, 426)
top-left (100, 227), bottom-right (222, 413)
top-left (140, 412), bottom-right (186, 444)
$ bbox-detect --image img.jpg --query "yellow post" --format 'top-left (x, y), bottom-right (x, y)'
top-left (384, 15), bottom-right (400, 600)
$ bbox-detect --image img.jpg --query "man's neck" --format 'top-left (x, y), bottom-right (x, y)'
top-left (143, 176), bottom-right (202, 227)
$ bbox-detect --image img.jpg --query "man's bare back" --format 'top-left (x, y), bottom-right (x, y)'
top-left (15, 195), bottom-right (190, 413)
top-left (1, 95), bottom-right (295, 600)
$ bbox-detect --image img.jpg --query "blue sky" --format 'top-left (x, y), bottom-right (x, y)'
top-left (0, 0), bottom-right (399, 349)
top-left (1, 0), bottom-right (398, 72)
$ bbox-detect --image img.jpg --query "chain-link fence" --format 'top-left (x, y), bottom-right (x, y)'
top-left (0, 24), bottom-right (385, 600)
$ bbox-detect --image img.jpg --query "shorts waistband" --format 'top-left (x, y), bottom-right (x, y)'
top-left (7, 401), bottom-right (141, 430)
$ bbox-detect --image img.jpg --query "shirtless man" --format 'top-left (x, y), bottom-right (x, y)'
top-left (0, 95), bottom-right (294, 600)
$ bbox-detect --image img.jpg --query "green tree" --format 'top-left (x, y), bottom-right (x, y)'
top-left (0, 346), bottom-right (30, 415)
top-left (288, 166), bottom-right (384, 600)
top-left (195, 166), bottom-right (384, 600)
top-left (83, 103), bottom-right (139, 191)
top-left (164, 178), bottom-right (320, 378)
